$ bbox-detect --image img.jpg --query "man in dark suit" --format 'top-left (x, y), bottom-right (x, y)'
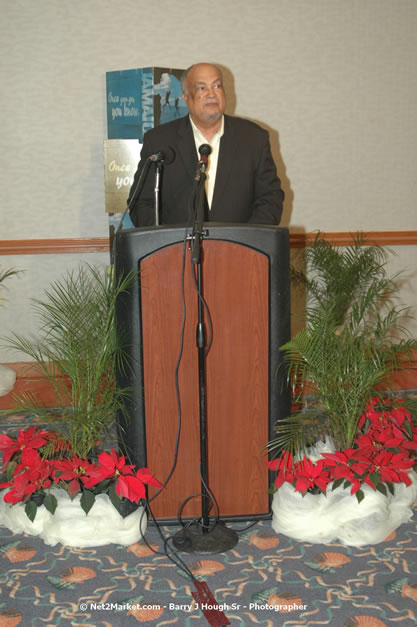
top-left (128, 63), bottom-right (284, 226)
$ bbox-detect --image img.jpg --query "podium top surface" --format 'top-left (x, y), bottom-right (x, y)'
top-left (115, 223), bottom-right (289, 268)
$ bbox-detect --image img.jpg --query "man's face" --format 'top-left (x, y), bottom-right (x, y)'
top-left (183, 64), bottom-right (226, 127)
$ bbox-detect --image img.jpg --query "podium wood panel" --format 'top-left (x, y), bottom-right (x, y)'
top-left (140, 240), bottom-right (269, 519)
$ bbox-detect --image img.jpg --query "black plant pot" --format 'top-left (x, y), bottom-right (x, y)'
top-left (30, 493), bottom-right (45, 506)
top-left (307, 486), bottom-right (322, 495)
top-left (118, 498), bottom-right (139, 519)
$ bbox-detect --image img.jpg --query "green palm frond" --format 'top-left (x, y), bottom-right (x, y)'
top-left (0, 268), bottom-right (20, 285)
top-left (2, 264), bottom-right (137, 458)
top-left (269, 233), bottom-right (417, 457)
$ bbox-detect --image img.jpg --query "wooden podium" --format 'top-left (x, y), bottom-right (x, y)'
top-left (114, 224), bottom-right (290, 521)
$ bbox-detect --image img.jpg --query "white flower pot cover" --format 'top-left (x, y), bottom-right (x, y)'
top-left (271, 470), bottom-right (417, 546)
top-left (0, 488), bottom-right (147, 547)
top-left (0, 364), bottom-right (16, 396)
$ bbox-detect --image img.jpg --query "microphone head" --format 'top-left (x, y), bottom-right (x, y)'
top-left (198, 143), bottom-right (212, 157)
top-left (149, 146), bottom-right (176, 165)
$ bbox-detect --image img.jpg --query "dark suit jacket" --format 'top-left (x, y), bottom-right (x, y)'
top-left (128, 114), bottom-right (284, 226)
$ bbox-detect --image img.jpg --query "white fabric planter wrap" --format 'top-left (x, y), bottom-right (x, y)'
top-left (0, 489), bottom-right (147, 547)
top-left (0, 364), bottom-right (16, 396)
top-left (271, 469), bottom-right (417, 546)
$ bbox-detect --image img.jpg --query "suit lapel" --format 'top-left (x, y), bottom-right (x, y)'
top-left (177, 115), bottom-right (198, 181)
top-left (211, 115), bottom-right (237, 213)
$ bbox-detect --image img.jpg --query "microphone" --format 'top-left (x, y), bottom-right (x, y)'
top-left (194, 143), bottom-right (212, 182)
top-left (199, 143), bottom-right (212, 158)
top-left (148, 146), bottom-right (176, 165)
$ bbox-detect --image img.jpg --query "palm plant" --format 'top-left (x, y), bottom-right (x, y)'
top-left (4, 264), bottom-right (135, 459)
top-left (268, 233), bottom-right (417, 456)
top-left (0, 267), bottom-right (21, 295)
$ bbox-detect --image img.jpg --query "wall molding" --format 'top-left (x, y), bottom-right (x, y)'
top-left (0, 231), bottom-right (416, 256)
top-left (290, 230), bottom-right (417, 248)
top-left (0, 238), bottom-right (110, 255)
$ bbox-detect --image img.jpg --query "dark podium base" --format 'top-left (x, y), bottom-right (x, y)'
top-left (172, 521), bottom-right (239, 554)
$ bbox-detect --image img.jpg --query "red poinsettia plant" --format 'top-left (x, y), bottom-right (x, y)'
top-left (267, 399), bottom-right (417, 503)
top-left (0, 426), bottom-right (163, 521)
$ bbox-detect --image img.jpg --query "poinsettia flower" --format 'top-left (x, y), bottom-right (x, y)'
top-left (328, 464), bottom-right (356, 483)
top-left (22, 459), bottom-right (53, 494)
top-left (321, 450), bottom-right (352, 466)
top-left (266, 451), bottom-right (293, 472)
top-left (293, 457), bottom-right (330, 493)
top-left (355, 431), bottom-right (404, 452)
top-left (268, 403), bottom-right (417, 500)
top-left (136, 467), bottom-right (164, 490)
top-left (88, 450), bottom-right (164, 503)
top-left (12, 447), bottom-right (45, 478)
top-left (389, 406), bottom-right (412, 427)
top-left (52, 456), bottom-right (99, 498)
top-left (373, 408), bottom-right (417, 448)
top-left (369, 450), bottom-right (414, 485)
top-left (379, 467), bottom-right (413, 486)
top-left (0, 426), bottom-right (49, 469)
top-left (360, 399), bottom-right (413, 434)
top-left (114, 467), bottom-right (164, 503)
top-left (95, 449), bottom-right (136, 478)
top-left (398, 438), bottom-right (417, 451)
top-left (0, 452), bottom-right (53, 504)
top-left (266, 452), bottom-right (295, 489)
top-left (321, 450), bottom-right (369, 484)
top-left (1, 473), bottom-right (34, 504)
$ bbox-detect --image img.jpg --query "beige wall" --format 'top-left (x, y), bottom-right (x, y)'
top-left (1, 0), bottom-right (416, 360)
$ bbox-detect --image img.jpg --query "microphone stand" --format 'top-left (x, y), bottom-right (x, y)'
top-left (173, 159), bottom-right (238, 554)
top-left (128, 150), bottom-right (173, 227)
top-left (126, 159), bottom-right (152, 223)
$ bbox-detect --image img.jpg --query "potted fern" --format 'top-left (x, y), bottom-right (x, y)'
top-left (267, 233), bottom-right (417, 546)
top-left (0, 264), bottom-right (162, 547)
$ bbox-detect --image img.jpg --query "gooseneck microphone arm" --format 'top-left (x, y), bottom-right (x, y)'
top-left (191, 143), bottom-right (211, 264)
top-left (153, 160), bottom-right (162, 226)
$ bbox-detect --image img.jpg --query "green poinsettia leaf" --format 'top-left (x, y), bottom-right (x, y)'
top-left (376, 483), bottom-right (388, 496)
top-left (93, 478), bottom-right (112, 494)
top-left (107, 482), bottom-right (122, 511)
top-left (43, 493), bottom-right (58, 515)
top-left (80, 490), bottom-right (95, 515)
top-left (403, 420), bottom-right (413, 439)
top-left (355, 489), bottom-right (365, 504)
top-left (25, 499), bottom-right (37, 522)
top-left (5, 461), bottom-right (17, 481)
top-left (332, 478), bottom-right (345, 490)
top-left (387, 482), bottom-right (395, 496)
top-left (370, 472), bottom-right (381, 486)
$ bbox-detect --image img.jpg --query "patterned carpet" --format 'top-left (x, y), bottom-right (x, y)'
top-left (1, 410), bottom-right (416, 626)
